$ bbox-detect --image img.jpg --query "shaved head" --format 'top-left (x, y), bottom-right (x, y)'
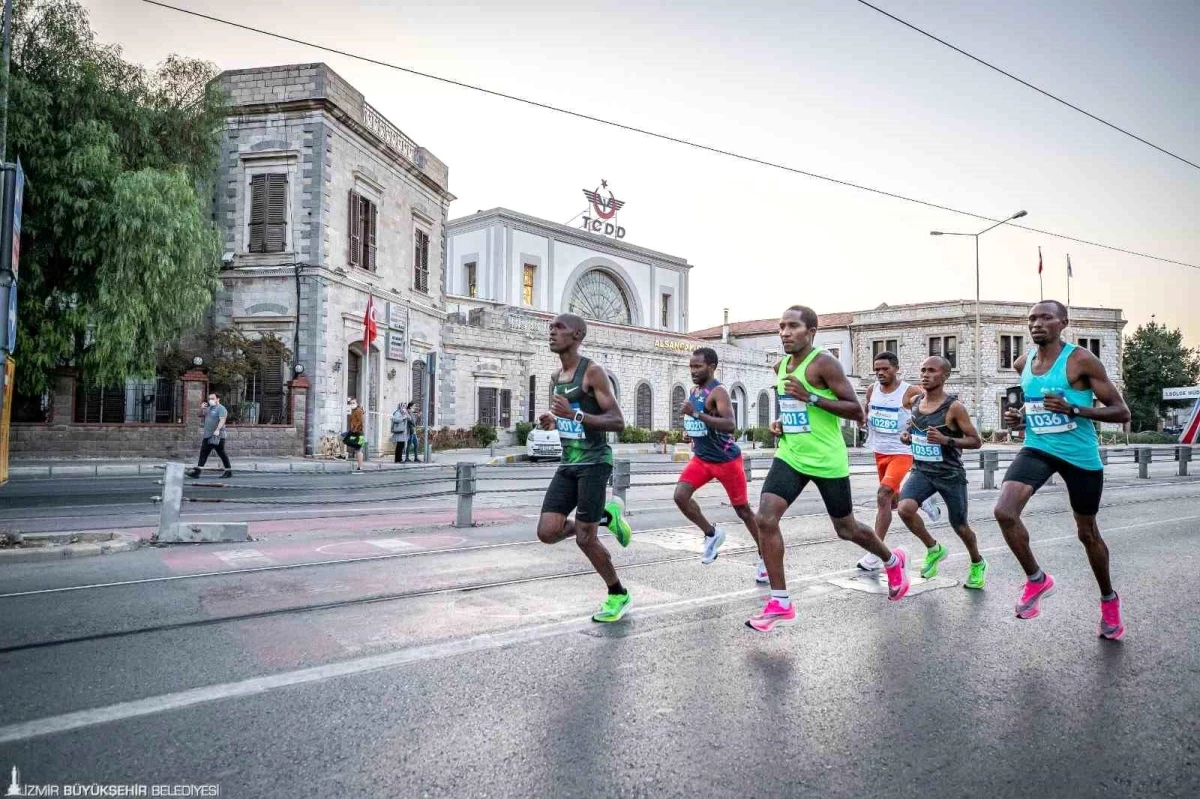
top-left (927, 355), bottom-right (951, 375)
top-left (557, 313), bottom-right (588, 339)
top-left (1036, 300), bottom-right (1069, 321)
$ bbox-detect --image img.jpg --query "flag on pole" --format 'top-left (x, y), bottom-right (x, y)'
top-left (1038, 247), bottom-right (1043, 275)
top-left (1066, 254), bottom-right (1073, 278)
top-left (1037, 247), bottom-right (1043, 300)
top-left (364, 295), bottom-right (377, 345)
top-left (1066, 253), bottom-right (1072, 309)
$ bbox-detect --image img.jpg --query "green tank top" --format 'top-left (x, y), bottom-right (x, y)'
top-left (553, 356), bottom-right (612, 466)
top-left (774, 349), bottom-right (849, 478)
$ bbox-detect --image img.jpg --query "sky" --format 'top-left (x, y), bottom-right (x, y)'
top-left (85, 0), bottom-right (1200, 345)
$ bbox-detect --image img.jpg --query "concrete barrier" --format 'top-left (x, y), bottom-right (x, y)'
top-left (157, 522), bottom-right (249, 543)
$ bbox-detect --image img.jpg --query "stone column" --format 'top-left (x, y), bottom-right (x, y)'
top-left (289, 375), bottom-right (310, 456)
top-left (48, 368), bottom-right (77, 425)
top-left (181, 370), bottom-right (208, 441)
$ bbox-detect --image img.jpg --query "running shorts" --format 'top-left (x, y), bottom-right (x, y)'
top-left (875, 453), bottom-right (914, 494)
top-left (679, 455), bottom-right (749, 507)
top-left (761, 458), bottom-right (854, 519)
top-left (541, 463), bottom-right (613, 523)
top-left (899, 470), bottom-right (969, 528)
top-left (1003, 447), bottom-right (1104, 516)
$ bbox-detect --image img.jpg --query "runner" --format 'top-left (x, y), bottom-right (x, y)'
top-left (748, 306), bottom-right (911, 633)
top-left (536, 313), bottom-right (635, 623)
top-left (993, 300), bottom-right (1131, 639)
top-left (674, 347), bottom-right (765, 580)
top-left (896, 356), bottom-right (988, 587)
top-left (858, 350), bottom-right (941, 572)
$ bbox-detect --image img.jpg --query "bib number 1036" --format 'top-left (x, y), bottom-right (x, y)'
top-left (1024, 401), bottom-right (1076, 434)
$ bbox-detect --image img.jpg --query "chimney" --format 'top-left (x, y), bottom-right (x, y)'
top-left (721, 308), bottom-right (730, 343)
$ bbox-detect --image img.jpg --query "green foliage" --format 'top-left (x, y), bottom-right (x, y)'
top-left (199, 329), bottom-right (291, 390)
top-left (750, 427), bottom-right (777, 447)
top-left (1127, 431), bottom-right (1177, 445)
top-left (10, 0), bottom-right (226, 394)
top-left (514, 421), bottom-right (534, 446)
top-left (618, 426), bottom-right (650, 444)
top-left (471, 423), bottom-right (499, 448)
top-left (1122, 321), bottom-right (1200, 432)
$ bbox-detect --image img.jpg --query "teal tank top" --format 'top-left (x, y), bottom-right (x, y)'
top-left (1020, 342), bottom-right (1101, 470)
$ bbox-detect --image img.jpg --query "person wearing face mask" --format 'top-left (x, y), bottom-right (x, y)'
top-left (345, 397), bottom-right (366, 473)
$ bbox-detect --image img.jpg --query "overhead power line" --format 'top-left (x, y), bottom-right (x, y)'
top-left (853, 0), bottom-right (1200, 173)
top-left (141, 0), bottom-right (1200, 271)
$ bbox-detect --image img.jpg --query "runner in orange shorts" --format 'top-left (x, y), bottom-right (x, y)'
top-left (858, 351), bottom-right (940, 571)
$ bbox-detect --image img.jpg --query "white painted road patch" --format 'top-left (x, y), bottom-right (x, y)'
top-left (213, 549), bottom-right (271, 564)
top-left (828, 571), bottom-right (958, 595)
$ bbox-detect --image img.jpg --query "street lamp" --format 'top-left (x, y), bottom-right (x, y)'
top-left (930, 210), bottom-right (1027, 424)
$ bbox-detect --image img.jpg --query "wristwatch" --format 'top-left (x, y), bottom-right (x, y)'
top-left (1067, 405), bottom-right (1079, 417)
top-left (573, 410), bottom-right (585, 424)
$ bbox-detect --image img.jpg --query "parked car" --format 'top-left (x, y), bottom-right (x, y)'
top-left (527, 428), bottom-right (562, 462)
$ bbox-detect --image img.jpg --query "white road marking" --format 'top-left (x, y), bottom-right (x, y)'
top-left (212, 550), bottom-right (270, 564)
top-left (366, 538), bottom-right (418, 551)
top-left (2, 510), bottom-right (1196, 745)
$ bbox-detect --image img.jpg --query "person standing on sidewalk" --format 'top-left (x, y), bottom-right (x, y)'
top-left (405, 402), bottom-right (421, 462)
top-left (391, 401), bottom-right (410, 463)
top-left (346, 397), bottom-right (366, 473)
top-left (187, 392), bottom-right (232, 479)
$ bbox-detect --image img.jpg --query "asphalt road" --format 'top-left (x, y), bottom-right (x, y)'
top-left (1, 470), bottom-right (1197, 798)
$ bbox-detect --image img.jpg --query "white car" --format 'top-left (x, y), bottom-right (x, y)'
top-left (527, 428), bottom-right (562, 462)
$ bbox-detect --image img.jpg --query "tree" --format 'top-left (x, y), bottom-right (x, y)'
top-left (1122, 321), bottom-right (1200, 432)
top-left (9, 0), bottom-right (225, 395)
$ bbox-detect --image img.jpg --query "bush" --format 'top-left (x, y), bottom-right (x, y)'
top-left (1128, 431), bottom-right (1176, 444)
top-left (416, 426), bottom-right (484, 451)
top-left (471, 423), bottom-right (499, 448)
top-left (668, 429), bottom-right (687, 445)
top-left (618, 426), bottom-right (650, 444)
top-left (751, 426), bottom-right (777, 447)
top-left (515, 421), bottom-right (534, 446)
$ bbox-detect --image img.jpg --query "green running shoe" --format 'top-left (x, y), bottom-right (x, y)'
top-left (964, 559), bottom-right (988, 590)
top-left (592, 592), bottom-right (632, 623)
top-left (605, 497), bottom-right (632, 547)
top-left (920, 542), bottom-right (948, 579)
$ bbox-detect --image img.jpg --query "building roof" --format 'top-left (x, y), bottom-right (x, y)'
top-left (690, 312), bottom-right (854, 340)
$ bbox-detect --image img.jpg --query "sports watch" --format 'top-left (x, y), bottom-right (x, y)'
top-left (573, 410), bottom-right (585, 424)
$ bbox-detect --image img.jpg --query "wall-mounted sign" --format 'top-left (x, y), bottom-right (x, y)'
top-left (581, 179), bottom-right (626, 239)
top-left (1163, 385), bottom-right (1200, 401)
top-left (386, 329), bottom-right (406, 361)
top-left (387, 301), bottom-right (405, 330)
top-left (653, 339), bottom-right (696, 353)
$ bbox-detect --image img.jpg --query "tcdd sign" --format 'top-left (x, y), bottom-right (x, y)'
top-left (581, 180), bottom-right (626, 239)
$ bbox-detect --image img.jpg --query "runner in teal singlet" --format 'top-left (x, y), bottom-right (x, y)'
top-left (993, 301), bottom-right (1131, 640)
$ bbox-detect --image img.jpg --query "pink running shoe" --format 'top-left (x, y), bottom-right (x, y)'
top-left (1015, 573), bottom-right (1056, 619)
top-left (745, 598), bottom-right (797, 632)
top-left (1099, 594), bottom-right (1125, 640)
top-left (885, 547), bottom-right (910, 601)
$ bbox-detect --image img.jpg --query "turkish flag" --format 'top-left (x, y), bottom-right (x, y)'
top-left (1037, 247), bottom-right (1043, 275)
top-left (364, 295), bottom-right (378, 345)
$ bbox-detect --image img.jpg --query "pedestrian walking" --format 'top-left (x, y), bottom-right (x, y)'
top-left (405, 402), bottom-right (421, 462)
top-left (187, 391), bottom-right (232, 479)
top-left (391, 401), bottom-right (410, 463)
top-left (346, 397), bottom-right (366, 473)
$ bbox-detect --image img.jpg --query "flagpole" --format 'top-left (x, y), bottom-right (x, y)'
top-left (1066, 254), bottom-right (1071, 312)
top-left (1038, 246), bottom-right (1043, 301)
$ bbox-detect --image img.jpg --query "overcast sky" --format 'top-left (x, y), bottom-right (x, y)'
top-left (87, 0), bottom-right (1200, 345)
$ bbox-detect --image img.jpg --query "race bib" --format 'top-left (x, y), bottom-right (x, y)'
top-left (555, 402), bottom-right (584, 440)
top-left (1024, 401), bottom-right (1076, 435)
top-left (911, 432), bottom-right (942, 462)
top-left (778, 395), bottom-right (811, 434)
top-left (868, 406), bottom-right (900, 433)
top-left (683, 414), bottom-right (708, 438)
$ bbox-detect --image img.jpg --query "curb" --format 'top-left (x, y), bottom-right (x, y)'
top-left (0, 532), bottom-right (143, 565)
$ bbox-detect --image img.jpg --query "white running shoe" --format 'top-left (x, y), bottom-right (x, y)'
top-left (755, 558), bottom-right (770, 584)
top-left (921, 497), bottom-right (942, 522)
top-left (856, 553), bottom-right (883, 572)
top-left (701, 526), bottom-right (726, 564)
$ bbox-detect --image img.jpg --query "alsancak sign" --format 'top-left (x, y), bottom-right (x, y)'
top-left (581, 180), bottom-right (626, 239)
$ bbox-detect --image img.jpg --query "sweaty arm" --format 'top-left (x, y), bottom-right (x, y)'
top-left (699, 385), bottom-right (736, 433)
top-left (946, 401), bottom-right (982, 450)
top-left (810, 355), bottom-right (866, 424)
top-left (582, 364), bottom-right (626, 433)
top-left (1072, 350), bottom-right (1131, 424)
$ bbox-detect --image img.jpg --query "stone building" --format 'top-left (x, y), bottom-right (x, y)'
top-left (697, 300), bottom-right (1127, 431)
top-left (442, 210), bottom-right (777, 436)
top-left (210, 63), bottom-right (453, 453)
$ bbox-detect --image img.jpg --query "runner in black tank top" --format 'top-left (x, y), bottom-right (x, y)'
top-left (673, 348), bottom-right (763, 575)
top-left (897, 356), bottom-right (988, 588)
top-left (536, 314), bottom-right (635, 623)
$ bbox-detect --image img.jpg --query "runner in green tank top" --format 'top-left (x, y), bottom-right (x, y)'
top-left (536, 314), bottom-right (635, 623)
top-left (747, 305), bottom-right (913, 633)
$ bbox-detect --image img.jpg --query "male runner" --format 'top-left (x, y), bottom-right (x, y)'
top-left (857, 350), bottom-right (940, 572)
top-left (674, 347), bottom-right (765, 579)
top-left (896, 356), bottom-right (988, 587)
top-left (748, 306), bottom-right (910, 632)
top-left (993, 300), bottom-right (1130, 639)
top-left (537, 314), bottom-right (635, 623)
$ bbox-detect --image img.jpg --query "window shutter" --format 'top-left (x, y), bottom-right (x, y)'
top-left (367, 201), bottom-right (378, 272)
top-left (265, 174), bottom-right (287, 253)
top-left (249, 175), bottom-right (266, 253)
top-left (671, 385), bottom-right (686, 430)
top-left (348, 192), bottom-right (361, 268)
top-left (500, 389), bottom-right (512, 428)
top-left (478, 387), bottom-right (498, 427)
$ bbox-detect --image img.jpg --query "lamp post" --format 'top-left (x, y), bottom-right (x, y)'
top-left (930, 210), bottom-right (1027, 424)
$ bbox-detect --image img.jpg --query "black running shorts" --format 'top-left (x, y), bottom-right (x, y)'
top-left (1003, 447), bottom-right (1104, 516)
top-left (541, 463), bottom-right (613, 523)
top-left (761, 459), bottom-right (854, 519)
top-left (900, 469), bottom-right (969, 528)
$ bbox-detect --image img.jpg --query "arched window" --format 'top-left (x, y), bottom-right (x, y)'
top-left (635, 382), bottom-right (653, 429)
top-left (671, 385), bottom-right (687, 430)
top-left (568, 270), bottom-right (632, 326)
top-left (730, 386), bottom-right (745, 430)
top-left (758, 390), bottom-right (771, 429)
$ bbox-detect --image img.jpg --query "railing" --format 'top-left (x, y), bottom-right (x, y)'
top-left (74, 381), bottom-right (183, 424)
